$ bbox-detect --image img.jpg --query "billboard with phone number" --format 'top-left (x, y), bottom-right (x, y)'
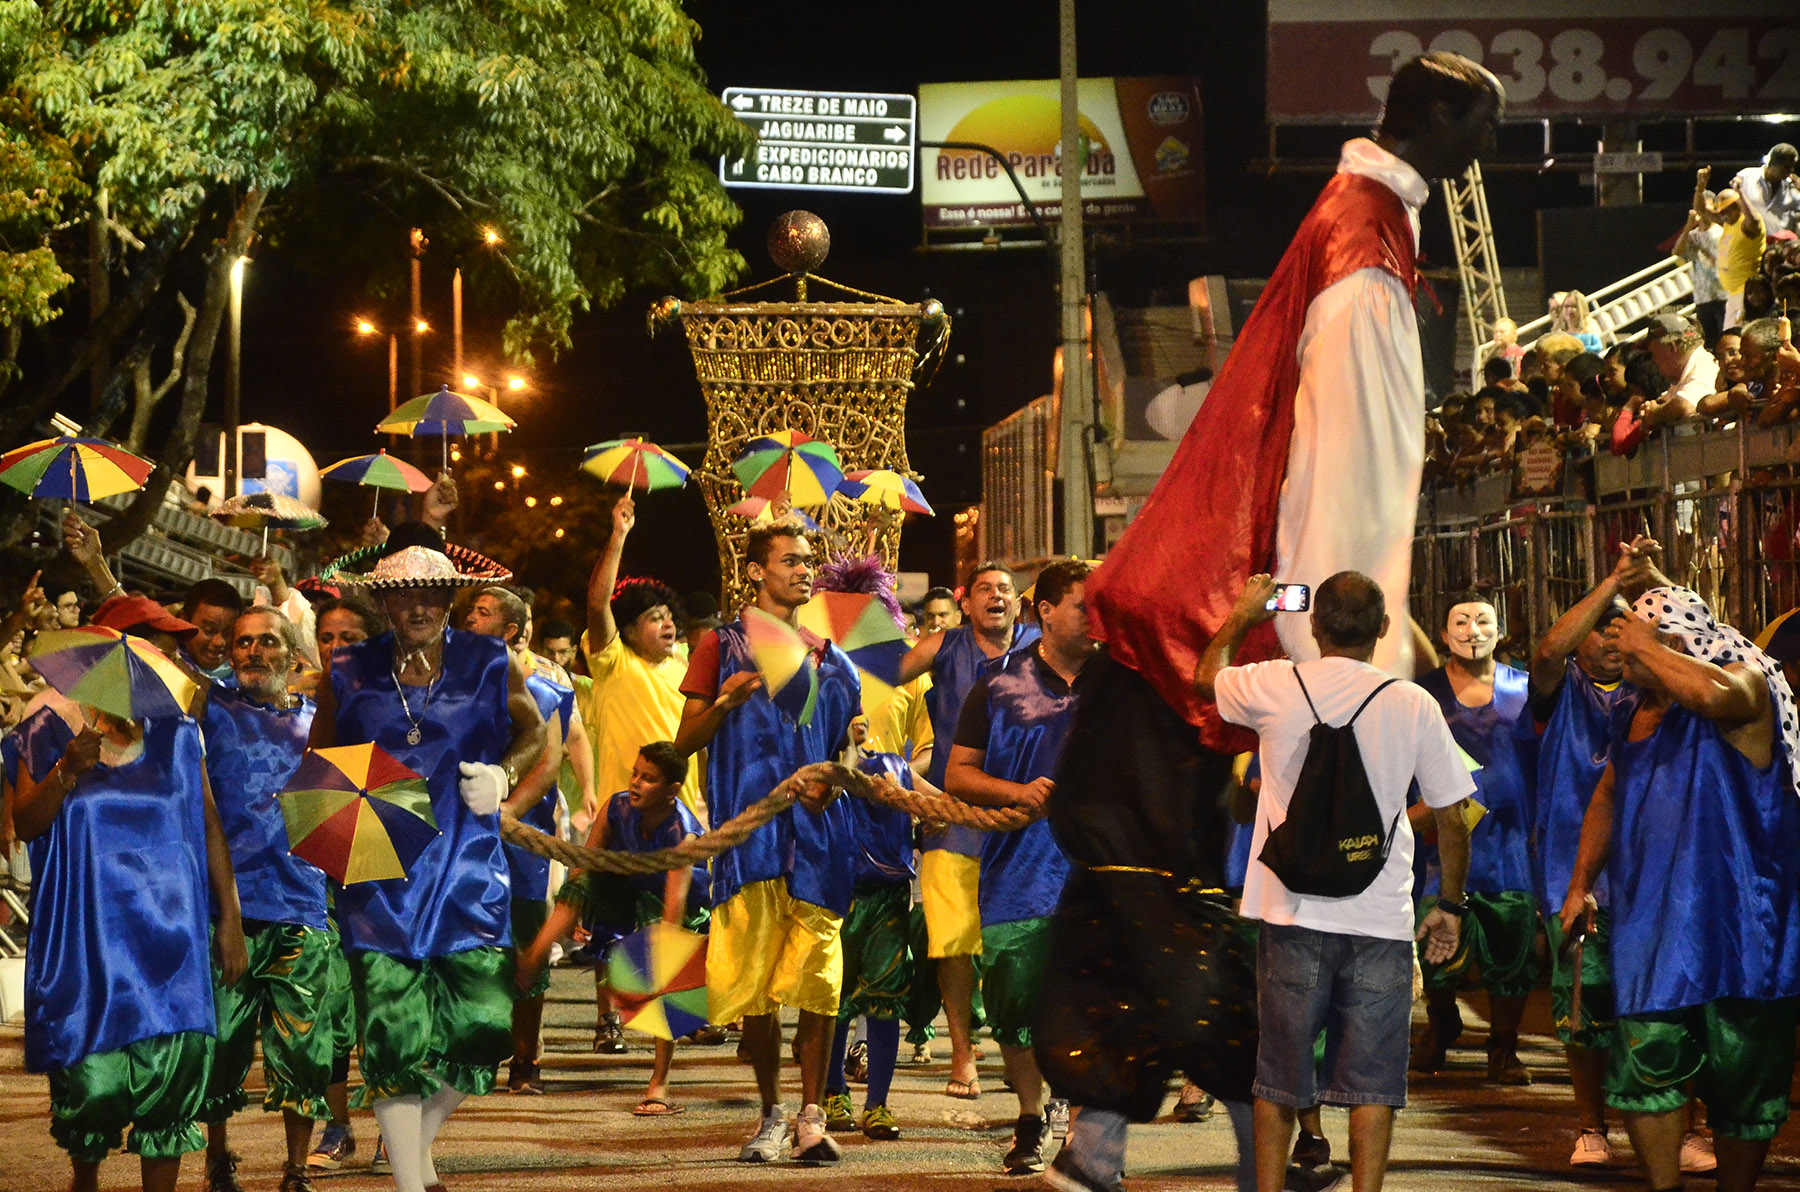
top-left (1268, 1), bottom-right (1800, 123)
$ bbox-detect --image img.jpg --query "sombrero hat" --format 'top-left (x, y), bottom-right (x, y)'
top-left (334, 545), bottom-right (509, 590)
top-left (321, 523), bottom-right (510, 587)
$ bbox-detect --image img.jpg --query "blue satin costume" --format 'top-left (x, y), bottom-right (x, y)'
top-left (604, 790), bottom-right (710, 906)
top-left (968, 648), bottom-right (1077, 928)
top-left (851, 751), bottom-right (916, 888)
top-left (506, 671), bottom-right (572, 902)
top-left (202, 688), bottom-right (325, 928)
top-left (17, 710), bottom-right (216, 1074)
top-left (1606, 699), bottom-right (1800, 1015)
top-left (330, 629), bottom-right (513, 959)
top-left (924, 623), bottom-right (1038, 858)
top-left (1418, 664), bottom-right (1536, 895)
top-left (1532, 660), bottom-right (1631, 910)
top-left (704, 621), bottom-right (860, 915)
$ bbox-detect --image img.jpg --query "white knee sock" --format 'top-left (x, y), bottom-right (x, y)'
top-left (370, 1097), bottom-right (426, 1192)
top-left (416, 1083), bottom-right (467, 1187)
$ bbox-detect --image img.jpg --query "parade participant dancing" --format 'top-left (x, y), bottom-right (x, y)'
top-left (1085, 51), bottom-right (1503, 737)
top-left (676, 522), bottom-right (860, 1165)
top-left (8, 609), bottom-right (247, 1192)
top-left (1413, 596), bottom-right (1541, 1085)
top-left (1563, 584), bottom-right (1800, 1192)
top-left (897, 562), bottom-right (1037, 1100)
top-left (312, 545), bottom-right (546, 1192)
top-left (196, 608), bottom-right (333, 1192)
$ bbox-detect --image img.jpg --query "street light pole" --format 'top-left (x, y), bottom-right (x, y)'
top-left (1056, 0), bottom-right (1094, 558)
top-left (225, 255), bottom-right (247, 499)
top-left (409, 227), bottom-right (426, 399)
top-left (452, 266), bottom-right (464, 389)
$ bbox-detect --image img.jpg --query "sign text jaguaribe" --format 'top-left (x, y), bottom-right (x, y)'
top-left (719, 87), bottom-right (917, 194)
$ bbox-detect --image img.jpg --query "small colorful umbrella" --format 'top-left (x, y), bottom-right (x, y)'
top-left (730, 430), bottom-right (844, 508)
top-left (743, 605), bottom-right (818, 725)
top-left (277, 743), bottom-right (440, 885)
top-left (838, 468), bottom-right (934, 516)
top-left (796, 591), bottom-right (909, 706)
top-left (29, 625), bottom-right (199, 722)
top-left (726, 495), bottom-right (821, 533)
top-left (322, 450), bottom-right (435, 519)
top-left (606, 920), bottom-right (710, 1040)
top-left (376, 385), bottom-right (516, 470)
top-left (0, 435), bottom-right (154, 504)
top-left (212, 491), bottom-right (329, 552)
top-left (581, 438), bottom-right (691, 492)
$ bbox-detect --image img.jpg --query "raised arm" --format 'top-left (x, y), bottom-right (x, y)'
top-left (1611, 616), bottom-right (1768, 726)
top-left (897, 627), bottom-right (946, 685)
top-left (11, 723), bottom-right (101, 843)
top-left (1193, 574), bottom-right (1277, 702)
top-left (585, 498), bottom-right (634, 650)
top-left (1531, 535), bottom-right (1654, 695)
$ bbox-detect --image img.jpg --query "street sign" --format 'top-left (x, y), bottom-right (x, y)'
top-left (1594, 151), bottom-right (1664, 174)
top-left (719, 87), bottom-right (917, 194)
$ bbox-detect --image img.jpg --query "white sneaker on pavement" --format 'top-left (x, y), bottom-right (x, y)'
top-left (738, 1106), bottom-right (792, 1163)
top-left (1570, 1130), bottom-right (1613, 1168)
top-left (1680, 1130), bottom-right (1717, 1173)
top-left (792, 1103), bottom-right (842, 1164)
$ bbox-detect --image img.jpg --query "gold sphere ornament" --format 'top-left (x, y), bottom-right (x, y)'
top-left (921, 298), bottom-right (946, 323)
top-left (767, 211), bottom-right (830, 275)
top-left (649, 295), bottom-right (684, 325)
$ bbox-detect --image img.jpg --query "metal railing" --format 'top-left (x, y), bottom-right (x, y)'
top-left (980, 396), bottom-right (1057, 565)
top-left (1480, 256), bottom-right (1695, 368)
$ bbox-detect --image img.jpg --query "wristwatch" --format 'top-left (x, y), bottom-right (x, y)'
top-left (1436, 897), bottom-right (1469, 918)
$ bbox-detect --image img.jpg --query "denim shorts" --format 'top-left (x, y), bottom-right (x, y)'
top-left (1253, 922), bottom-right (1413, 1109)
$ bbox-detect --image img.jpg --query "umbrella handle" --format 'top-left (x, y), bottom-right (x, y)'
top-left (263, 524), bottom-right (271, 554)
top-left (634, 452), bottom-right (644, 492)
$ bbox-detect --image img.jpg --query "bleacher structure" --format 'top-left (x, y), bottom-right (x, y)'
top-left (32, 486), bottom-right (292, 600)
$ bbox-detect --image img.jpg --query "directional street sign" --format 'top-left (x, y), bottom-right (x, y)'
top-left (719, 87), bottom-right (917, 194)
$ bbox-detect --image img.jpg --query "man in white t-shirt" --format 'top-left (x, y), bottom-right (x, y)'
top-left (1196, 571), bottom-right (1473, 1192)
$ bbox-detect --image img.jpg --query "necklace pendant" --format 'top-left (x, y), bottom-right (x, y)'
top-left (406, 726), bottom-right (423, 746)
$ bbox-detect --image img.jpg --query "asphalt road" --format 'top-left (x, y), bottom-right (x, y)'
top-left (5, 970), bottom-right (1800, 1191)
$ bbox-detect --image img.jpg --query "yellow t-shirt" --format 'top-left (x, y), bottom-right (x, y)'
top-left (580, 629), bottom-right (704, 821)
top-left (1719, 219), bottom-right (1767, 295)
top-left (863, 672), bottom-right (933, 765)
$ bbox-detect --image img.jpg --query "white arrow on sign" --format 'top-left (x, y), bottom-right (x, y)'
top-left (882, 126), bottom-right (906, 143)
top-left (730, 94), bottom-right (754, 110)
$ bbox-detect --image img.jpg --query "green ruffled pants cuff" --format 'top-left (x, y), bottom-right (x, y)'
top-left (49, 1120), bottom-right (121, 1166)
top-left (127, 1120), bottom-right (206, 1160)
top-left (194, 1086), bottom-right (249, 1125)
top-left (435, 1057), bottom-right (499, 1098)
top-left (352, 1067), bottom-right (443, 1108)
top-left (261, 1084), bottom-right (334, 1121)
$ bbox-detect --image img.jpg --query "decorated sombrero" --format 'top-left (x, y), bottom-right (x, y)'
top-left (321, 530), bottom-right (510, 588)
top-left (329, 545), bottom-right (511, 590)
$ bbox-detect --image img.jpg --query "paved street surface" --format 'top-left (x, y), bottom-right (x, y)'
top-left (6, 968), bottom-right (1800, 1190)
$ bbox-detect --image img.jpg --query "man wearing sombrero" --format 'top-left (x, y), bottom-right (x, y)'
top-left (310, 539), bottom-right (545, 1192)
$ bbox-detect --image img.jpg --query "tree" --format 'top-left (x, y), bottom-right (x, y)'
top-left (0, 0), bottom-right (754, 548)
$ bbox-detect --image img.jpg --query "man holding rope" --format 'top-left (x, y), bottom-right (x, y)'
top-left (676, 521), bottom-right (861, 1165)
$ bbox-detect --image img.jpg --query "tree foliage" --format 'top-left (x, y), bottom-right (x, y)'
top-left (0, 0), bottom-right (754, 547)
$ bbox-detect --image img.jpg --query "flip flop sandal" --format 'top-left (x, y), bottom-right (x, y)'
top-left (633, 1097), bottom-right (685, 1116)
top-left (944, 1078), bottom-right (981, 1100)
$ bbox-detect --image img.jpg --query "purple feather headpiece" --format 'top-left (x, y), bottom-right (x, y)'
top-left (815, 553), bottom-right (906, 631)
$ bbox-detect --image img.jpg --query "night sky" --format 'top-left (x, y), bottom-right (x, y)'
top-left (223, 1), bottom-right (1780, 601)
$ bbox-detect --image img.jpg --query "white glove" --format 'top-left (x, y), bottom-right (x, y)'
top-left (458, 761), bottom-right (507, 815)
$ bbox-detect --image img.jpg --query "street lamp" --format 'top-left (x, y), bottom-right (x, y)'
top-left (354, 317), bottom-right (399, 416)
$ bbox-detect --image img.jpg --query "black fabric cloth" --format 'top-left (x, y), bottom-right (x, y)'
top-left (1033, 650), bottom-right (1259, 1119)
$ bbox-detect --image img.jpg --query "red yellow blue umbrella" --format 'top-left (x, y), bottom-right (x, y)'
top-left (730, 430), bottom-right (844, 508)
top-left (277, 743), bottom-right (439, 884)
top-left (726, 495), bottom-right (821, 533)
top-left (839, 468), bottom-right (934, 516)
top-left (607, 921), bottom-right (709, 1040)
top-left (796, 591), bottom-right (909, 707)
top-left (743, 605), bottom-right (818, 725)
top-left (28, 625), bottom-right (198, 722)
top-left (376, 385), bottom-right (516, 470)
top-left (0, 435), bottom-right (153, 503)
top-left (581, 438), bottom-right (691, 492)
top-left (322, 450), bottom-right (434, 519)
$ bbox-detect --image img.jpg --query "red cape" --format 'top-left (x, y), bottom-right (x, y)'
top-left (1086, 172), bottom-right (1418, 753)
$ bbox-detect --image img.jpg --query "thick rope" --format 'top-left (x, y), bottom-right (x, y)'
top-left (499, 760), bottom-right (1040, 876)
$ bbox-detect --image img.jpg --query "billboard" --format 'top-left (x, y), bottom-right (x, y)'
top-left (1268, 1), bottom-right (1800, 123)
top-left (919, 77), bottom-right (1204, 229)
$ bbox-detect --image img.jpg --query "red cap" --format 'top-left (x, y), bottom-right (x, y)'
top-left (91, 594), bottom-right (197, 638)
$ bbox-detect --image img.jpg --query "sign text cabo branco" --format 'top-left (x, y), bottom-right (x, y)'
top-left (720, 87), bottom-right (917, 194)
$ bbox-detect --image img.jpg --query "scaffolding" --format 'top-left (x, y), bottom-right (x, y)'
top-left (1441, 162), bottom-right (1508, 364)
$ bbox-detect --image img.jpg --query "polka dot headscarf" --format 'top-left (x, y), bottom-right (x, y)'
top-left (1632, 585), bottom-right (1800, 798)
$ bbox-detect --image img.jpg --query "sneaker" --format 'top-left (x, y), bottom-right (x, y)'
top-left (306, 1124), bottom-right (356, 1171)
top-left (860, 1103), bottom-right (901, 1141)
top-left (279, 1163), bottom-right (315, 1192)
top-left (823, 1091), bottom-right (857, 1132)
top-left (1174, 1082), bottom-right (1214, 1123)
top-left (369, 1135), bottom-right (389, 1175)
top-left (1291, 1129), bottom-right (1331, 1170)
top-left (1680, 1130), bottom-right (1717, 1174)
top-left (1044, 1147), bottom-right (1125, 1192)
top-left (1003, 1113), bottom-right (1049, 1176)
top-left (204, 1150), bottom-right (244, 1192)
top-left (737, 1106), bottom-right (792, 1163)
top-left (594, 1013), bottom-right (629, 1055)
top-left (793, 1104), bottom-right (842, 1165)
top-left (1570, 1130), bottom-right (1613, 1168)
